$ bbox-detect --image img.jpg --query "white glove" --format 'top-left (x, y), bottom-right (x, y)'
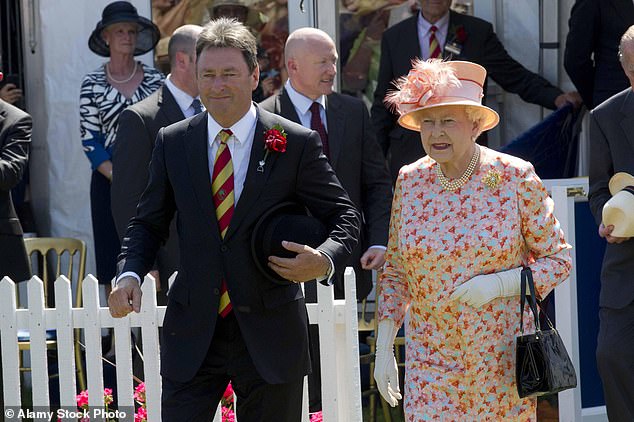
top-left (373, 319), bottom-right (402, 407)
top-left (449, 267), bottom-right (523, 307)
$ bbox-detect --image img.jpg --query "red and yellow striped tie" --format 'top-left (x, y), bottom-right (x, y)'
top-left (212, 129), bottom-right (234, 317)
top-left (429, 25), bottom-right (441, 59)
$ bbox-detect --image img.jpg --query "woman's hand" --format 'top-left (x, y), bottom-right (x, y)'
top-left (450, 267), bottom-right (523, 307)
top-left (374, 319), bottom-right (402, 407)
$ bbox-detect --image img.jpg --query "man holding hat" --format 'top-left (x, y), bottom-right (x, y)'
top-left (108, 18), bottom-right (359, 421)
top-left (588, 25), bottom-right (634, 421)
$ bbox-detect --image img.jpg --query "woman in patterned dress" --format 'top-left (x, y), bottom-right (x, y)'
top-left (80, 1), bottom-right (163, 293)
top-left (373, 59), bottom-right (572, 421)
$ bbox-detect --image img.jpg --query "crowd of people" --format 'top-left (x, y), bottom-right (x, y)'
top-left (1, 0), bottom-right (633, 420)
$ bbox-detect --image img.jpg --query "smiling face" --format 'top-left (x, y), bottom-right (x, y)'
top-left (197, 46), bottom-right (259, 128)
top-left (286, 32), bottom-right (338, 100)
top-left (418, 105), bottom-right (480, 176)
top-left (102, 22), bottom-right (139, 55)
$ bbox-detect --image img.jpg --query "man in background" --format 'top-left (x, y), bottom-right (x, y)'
top-left (372, 0), bottom-right (581, 182)
top-left (588, 25), bottom-right (634, 421)
top-left (564, 0), bottom-right (634, 109)
top-left (111, 24), bottom-right (203, 304)
top-left (260, 27), bottom-right (392, 412)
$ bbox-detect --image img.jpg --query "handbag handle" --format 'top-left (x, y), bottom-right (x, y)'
top-left (519, 267), bottom-right (540, 334)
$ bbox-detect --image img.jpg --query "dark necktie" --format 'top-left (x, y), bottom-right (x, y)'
top-left (309, 102), bottom-right (330, 159)
top-left (429, 25), bottom-right (441, 59)
top-left (191, 98), bottom-right (203, 114)
top-left (212, 129), bottom-right (234, 317)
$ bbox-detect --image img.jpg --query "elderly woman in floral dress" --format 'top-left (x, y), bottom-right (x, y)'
top-left (373, 59), bottom-right (572, 421)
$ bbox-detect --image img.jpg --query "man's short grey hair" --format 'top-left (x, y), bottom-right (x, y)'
top-left (619, 25), bottom-right (634, 62)
top-left (196, 18), bottom-right (257, 73)
top-left (168, 25), bottom-right (203, 64)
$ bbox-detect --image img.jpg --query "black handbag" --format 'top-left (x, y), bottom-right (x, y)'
top-left (515, 267), bottom-right (577, 398)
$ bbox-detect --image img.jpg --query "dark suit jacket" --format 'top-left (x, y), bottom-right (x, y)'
top-left (111, 85), bottom-right (183, 289)
top-left (564, 0), bottom-right (634, 108)
top-left (371, 10), bottom-right (564, 182)
top-left (260, 89), bottom-right (392, 300)
top-left (0, 99), bottom-right (31, 280)
top-left (118, 106), bottom-right (360, 384)
top-left (588, 88), bottom-right (634, 309)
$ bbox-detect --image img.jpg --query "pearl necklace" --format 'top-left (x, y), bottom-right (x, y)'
top-left (436, 146), bottom-right (481, 192)
top-left (106, 61), bottom-right (138, 84)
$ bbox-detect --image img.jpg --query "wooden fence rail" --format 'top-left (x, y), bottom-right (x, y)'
top-left (0, 268), bottom-right (361, 421)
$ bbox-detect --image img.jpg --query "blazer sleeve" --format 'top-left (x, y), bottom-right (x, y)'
top-left (294, 130), bottom-right (361, 276)
top-left (0, 109), bottom-right (30, 190)
top-left (111, 107), bottom-right (154, 241)
top-left (371, 32), bottom-right (399, 156)
top-left (563, 0), bottom-right (598, 107)
top-left (359, 102), bottom-right (392, 247)
top-left (118, 127), bottom-right (176, 277)
top-left (474, 20), bottom-right (563, 109)
top-left (588, 109), bottom-right (613, 226)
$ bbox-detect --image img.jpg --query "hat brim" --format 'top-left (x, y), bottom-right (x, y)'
top-left (251, 202), bottom-right (328, 285)
top-left (608, 172), bottom-right (634, 196)
top-left (88, 16), bottom-right (160, 57)
top-left (398, 102), bottom-right (500, 133)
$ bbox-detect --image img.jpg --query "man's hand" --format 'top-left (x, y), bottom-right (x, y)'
top-left (149, 269), bottom-right (161, 292)
top-left (267, 241), bottom-right (330, 282)
top-left (0, 83), bottom-right (23, 105)
top-left (599, 223), bottom-right (631, 244)
top-left (108, 277), bottom-right (142, 318)
top-left (554, 91), bottom-right (583, 109)
top-left (360, 246), bottom-right (386, 270)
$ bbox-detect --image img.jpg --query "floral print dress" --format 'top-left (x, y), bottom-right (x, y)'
top-left (378, 146), bottom-right (572, 421)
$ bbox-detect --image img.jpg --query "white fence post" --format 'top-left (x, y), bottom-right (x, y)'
top-left (81, 275), bottom-right (105, 409)
top-left (139, 274), bottom-right (161, 420)
top-left (0, 277), bottom-right (22, 415)
top-left (26, 277), bottom-right (50, 410)
top-left (54, 276), bottom-right (78, 408)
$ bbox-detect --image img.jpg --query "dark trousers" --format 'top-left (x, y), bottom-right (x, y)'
top-left (162, 312), bottom-right (304, 421)
top-left (90, 171), bottom-right (120, 285)
top-left (596, 300), bottom-right (634, 422)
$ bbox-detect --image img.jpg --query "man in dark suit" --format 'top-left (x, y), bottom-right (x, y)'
top-left (0, 75), bottom-right (31, 283)
top-left (260, 27), bottom-right (392, 302)
top-left (564, 0), bottom-right (634, 109)
top-left (372, 0), bottom-right (581, 182)
top-left (111, 24), bottom-right (202, 304)
top-left (260, 27), bottom-right (392, 413)
top-left (108, 18), bottom-right (360, 421)
top-left (588, 26), bottom-right (634, 421)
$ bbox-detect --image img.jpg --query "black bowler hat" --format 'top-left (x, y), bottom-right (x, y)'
top-left (251, 202), bottom-right (328, 284)
top-left (88, 1), bottom-right (160, 57)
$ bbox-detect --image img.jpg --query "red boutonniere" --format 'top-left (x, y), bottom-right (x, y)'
top-left (258, 124), bottom-right (287, 172)
top-left (445, 25), bottom-right (467, 56)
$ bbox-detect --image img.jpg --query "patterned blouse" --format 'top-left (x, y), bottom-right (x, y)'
top-left (79, 62), bottom-right (163, 170)
top-left (379, 146), bottom-right (572, 420)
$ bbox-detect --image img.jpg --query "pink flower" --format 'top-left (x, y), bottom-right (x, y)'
top-left (134, 382), bottom-right (146, 404)
top-left (135, 406), bottom-right (148, 422)
top-left (103, 388), bottom-right (114, 406)
top-left (76, 390), bottom-right (89, 409)
top-left (222, 406), bottom-right (235, 422)
top-left (309, 410), bottom-right (323, 422)
top-left (222, 382), bottom-right (234, 400)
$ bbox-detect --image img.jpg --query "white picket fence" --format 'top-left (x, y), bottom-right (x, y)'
top-left (0, 268), bottom-right (362, 421)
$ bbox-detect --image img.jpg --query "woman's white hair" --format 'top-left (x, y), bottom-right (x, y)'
top-left (465, 106), bottom-right (488, 139)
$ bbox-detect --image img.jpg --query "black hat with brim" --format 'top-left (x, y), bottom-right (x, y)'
top-left (88, 1), bottom-right (160, 57)
top-left (251, 202), bottom-right (328, 285)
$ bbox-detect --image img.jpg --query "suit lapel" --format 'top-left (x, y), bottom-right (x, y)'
top-left (325, 94), bottom-right (344, 168)
top-left (619, 90), bottom-right (634, 152)
top-left (184, 113), bottom-right (222, 241)
top-left (158, 85), bottom-right (186, 124)
top-left (404, 14), bottom-right (422, 63)
top-left (279, 89), bottom-right (301, 124)
top-left (226, 107), bottom-right (277, 239)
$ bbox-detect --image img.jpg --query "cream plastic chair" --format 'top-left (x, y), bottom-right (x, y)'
top-left (19, 237), bottom-right (87, 391)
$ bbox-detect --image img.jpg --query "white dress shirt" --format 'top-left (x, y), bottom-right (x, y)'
top-left (165, 75), bottom-right (203, 118)
top-left (284, 80), bottom-right (328, 131)
top-left (418, 11), bottom-right (450, 59)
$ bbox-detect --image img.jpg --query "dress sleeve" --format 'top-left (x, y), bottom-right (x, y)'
top-left (79, 76), bottom-right (109, 170)
top-left (377, 171), bottom-right (411, 327)
top-left (517, 164), bottom-right (572, 299)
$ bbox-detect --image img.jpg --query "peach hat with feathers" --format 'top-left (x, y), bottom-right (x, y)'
top-left (384, 59), bottom-right (499, 132)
